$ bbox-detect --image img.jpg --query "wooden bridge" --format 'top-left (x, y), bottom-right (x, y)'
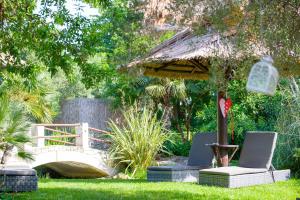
top-left (6, 123), bottom-right (116, 178)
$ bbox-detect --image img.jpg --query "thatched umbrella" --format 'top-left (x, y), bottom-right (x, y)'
top-left (125, 28), bottom-right (297, 167)
top-left (127, 28), bottom-right (266, 77)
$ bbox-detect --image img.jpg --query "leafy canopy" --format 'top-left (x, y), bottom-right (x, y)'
top-left (0, 0), bottom-right (114, 85)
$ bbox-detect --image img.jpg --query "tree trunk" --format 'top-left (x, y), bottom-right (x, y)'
top-left (185, 104), bottom-right (193, 141)
top-left (0, 145), bottom-right (13, 164)
top-left (173, 101), bottom-right (185, 142)
top-left (161, 95), bottom-right (172, 129)
top-left (162, 105), bottom-right (172, 129)
top-left (0, 149), bottom-right (7, 164)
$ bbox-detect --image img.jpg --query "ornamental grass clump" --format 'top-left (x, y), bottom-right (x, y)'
top-left (108, 105), bottom-right (169, 176)
top-left (273, 79), bottom-right (300, 177)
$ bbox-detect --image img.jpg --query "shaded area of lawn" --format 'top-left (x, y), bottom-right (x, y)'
top-left (11, 179), bottom-right (300, 200)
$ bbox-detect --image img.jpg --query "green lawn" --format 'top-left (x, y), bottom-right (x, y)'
top-left (8, 179), bottom-right (300, 200)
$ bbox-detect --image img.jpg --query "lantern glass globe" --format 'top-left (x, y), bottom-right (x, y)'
top-left (246, 56), bottom-right (279, 96)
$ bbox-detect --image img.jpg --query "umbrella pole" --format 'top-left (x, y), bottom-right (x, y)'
top-left (217, 90), bottom-right (229, 167)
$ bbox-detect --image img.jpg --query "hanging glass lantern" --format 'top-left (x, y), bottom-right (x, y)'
top-left (246, 56), bottom-right (279, 96)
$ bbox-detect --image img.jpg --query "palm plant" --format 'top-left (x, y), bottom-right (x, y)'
top-left (144, 78), bottom-right (186, 127)
top-left (136, 78), bottom-right (208, 142)
top-left (8, 87), bottom-right (54, 123)
top-left (0, 73), bottom-right (55, 123)
top-left (0, 96), bottom-right (33, 164)
top-left (108, 105), bottom-right (169, 176)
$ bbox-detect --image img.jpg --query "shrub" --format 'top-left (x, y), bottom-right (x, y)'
top-left (164, 132), bottom-right (191, 157)
top-left (0, 96), bottom-right (33, 164)
top-left (273, 79), bottom-right (300, 176)
top-left (108, 105), bottom-right (169, 176)
top-left (273, 131), bottom-right (300, 177)
top-left (295, 149), bottom-right (300, 158)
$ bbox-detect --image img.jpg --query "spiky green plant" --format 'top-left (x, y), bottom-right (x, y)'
top-left (0, 96), bottom-right (33, 164)
top-left (273, 78), bottom-right (300, 176)
top-left (108, 105), bottom-right (169, 176)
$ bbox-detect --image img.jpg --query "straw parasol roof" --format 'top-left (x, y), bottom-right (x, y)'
top-left (126, 28), bottom-right (267, 80)
top-left (125, 28), bottom-right (300, 80)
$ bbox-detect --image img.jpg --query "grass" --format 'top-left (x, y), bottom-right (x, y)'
top-left (6, 178), bottom-right (300, 200)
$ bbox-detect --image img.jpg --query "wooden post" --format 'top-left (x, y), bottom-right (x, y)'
top-left (75, 123), bottom-right (89, 148)
top-left (217, 91), bottom-right (229, 167)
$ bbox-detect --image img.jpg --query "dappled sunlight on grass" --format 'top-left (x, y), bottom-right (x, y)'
top-left (13, 179), bottom-right (300, 200)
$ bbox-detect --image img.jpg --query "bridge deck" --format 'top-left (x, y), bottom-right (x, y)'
top-left (5, 123), bottom-right (116, 178)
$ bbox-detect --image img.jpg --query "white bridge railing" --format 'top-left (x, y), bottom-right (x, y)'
top-left (31, 123), bottom-right (111, 149)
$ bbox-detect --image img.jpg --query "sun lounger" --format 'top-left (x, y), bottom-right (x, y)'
top-left (147, 132), bottom-right (217, 182)
top-left (199, 131), bottom-right (290, 188)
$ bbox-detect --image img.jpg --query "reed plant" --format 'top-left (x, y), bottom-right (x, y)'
top-left (108, 105), bottom-right (169, 176)
top-left (273, 78), bottom-right (300, 176)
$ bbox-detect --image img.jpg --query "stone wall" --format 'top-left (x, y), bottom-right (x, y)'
top-left (55, 98), bottom-right (113, 130)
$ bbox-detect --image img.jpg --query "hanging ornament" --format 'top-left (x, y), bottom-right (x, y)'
top-left (219, 97), bottom-right (232, 118)
top-left (246, 56), bottom-right (279, 96)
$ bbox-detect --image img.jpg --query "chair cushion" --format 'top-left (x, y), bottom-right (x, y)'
top-left (187, 132), bottom-right (217, 167)
top-left (239, 131), bottom-right (277, 169)
top-left (0, 168), bottom-right (37, 176)
top-left (148, 165), bottom-right (203, 171)
top-left (199, 166), bottom-right (267, 176)
top-left (147, 132), bottom-right (217, 173)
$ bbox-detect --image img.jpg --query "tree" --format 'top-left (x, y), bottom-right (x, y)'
top-left (0, 0), bottom-right (115, 85)
top-left (144, 78), bottom-right (186, 129)
top-left (175, 80), bottom-right (211, 141)
top-left (141, 0), bottom-right (300, 72)
top-left (0, 96), bottom-right (33, 164)
top-left (89, 0), bottom-right (176, 107)
top-left (0, 72), bottom-right (55, 123)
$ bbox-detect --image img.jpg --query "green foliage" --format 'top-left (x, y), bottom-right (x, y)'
top-left (170, 1), bottom-right (300, 68)
top-left (45, 127), bottom-right (76, 146)
top-left (145, 78), bottom-right (186, 101)
top-left (0, 1), bottom-right (79, 75)
top-left (84, 0), bottom-right (111, 8)
top-left (164, 133), bottom-right (191, 157)
top-left (87, 0), bottom-right (176, 105)
top-left (192, 78), bottom-right (300, 174)
top-left (0, 72), bottom-right (55, 123)
top-left (195, 80), bottom-right (282, 145)
top-left (0, 96), bottom-right (33, 164)
top-left (0, 0), bottom-right (135, 87)
top-left (273, 78), bottom-right (300, 176)
top-left (108, 105), bottom-right (169, 176)
top-left (295, 149), bottom-right (300, 159)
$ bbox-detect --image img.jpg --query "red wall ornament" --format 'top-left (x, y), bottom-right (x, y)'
top-left (219, 98), bottom-right (232, 118)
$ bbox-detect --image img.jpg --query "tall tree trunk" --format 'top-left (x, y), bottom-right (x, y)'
top-left (173, 101), bottom-right (185, 142)
top-left (162, 105), bottom-right (172, 129)
top-left (162, 95), bottom-right (172, 129)
top-left (185, 104), bottom-right (193, 141)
